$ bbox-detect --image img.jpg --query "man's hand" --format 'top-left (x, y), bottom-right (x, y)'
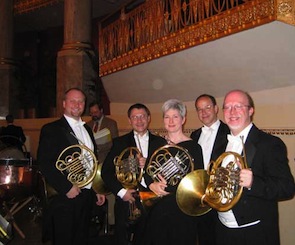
top-left (122, 189), bottom-right (137, 203)
top-left (96, 194), bottom-right (106, 206)
top-left (66, 185), bottom-right (81, 198)
top-left (239, 168), bottom-right (253, 189)
top-left (137, 154), bottom-right (146, 169)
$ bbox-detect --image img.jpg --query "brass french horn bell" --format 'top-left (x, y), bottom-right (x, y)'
top-left (92, 163), bottom-right (111, 195)
top-left (176, 151), bottom-right (247, 216)
top-left (176, 169), bottom-right (211, 216)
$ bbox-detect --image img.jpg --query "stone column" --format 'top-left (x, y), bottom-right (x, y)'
top-left (0, 0), bottom-right (16, 117)
top-left (56, 0), bottom-right (97, 116)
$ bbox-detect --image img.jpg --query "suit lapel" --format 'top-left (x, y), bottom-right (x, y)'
top-left (244, 125), bottom-right (259, 168)
top-left (194, 129), bottom-right (202, 141)
top-left (59, 116), bottom-right (79, 145)
top-left (100, 117), bottom-right (107, 130)
top-left (127, 131), bottom-right (137, 148)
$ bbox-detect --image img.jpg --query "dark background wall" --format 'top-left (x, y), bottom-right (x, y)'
top-left (13, 20), bottom-right (110, 119)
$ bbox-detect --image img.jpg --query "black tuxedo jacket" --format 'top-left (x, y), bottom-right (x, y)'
top-left (190, 120), bottom-right (230, 163)
top-left (101, 131), bottom-right (166, 195)
top-left (231, 124), bottom-right (295, 243)
top-left (37, 116), bottom-right (97, 195)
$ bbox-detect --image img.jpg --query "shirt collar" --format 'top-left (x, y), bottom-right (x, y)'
top-left (134, 130), bottom-right (149, 141)
top-left (64, 114), bottom-right (85, 128)
top-left (230, 123), bottom-right (253, 143)
top-left (202, 119), bottom-right (220, 133)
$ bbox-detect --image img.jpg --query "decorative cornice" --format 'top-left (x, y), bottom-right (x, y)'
top-left (119, 128), bottom-right (295, 136)
top-left (99, 0), bottom-right (277, 76)
top-left (14, 0), bottom-right (62, 15)
top-left (277, 0), bottom-right (295, 25)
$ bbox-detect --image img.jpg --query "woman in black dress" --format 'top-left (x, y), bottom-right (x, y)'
top-left (143, 99), bottom-right (204, 245)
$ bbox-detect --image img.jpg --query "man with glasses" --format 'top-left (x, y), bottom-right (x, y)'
top-left (215, 89), bottom-right (295, 245)
top-left (87, 101), bottom-right (119, 164)
top-left (190, 94), bottom-right (229, 245)
top-left (101, 103), bottom-right (166, 245)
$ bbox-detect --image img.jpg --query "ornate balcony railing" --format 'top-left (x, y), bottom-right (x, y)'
top-left (99, 0), bottom-right (295, 76)
top-left (14, 0), bottom-right (62, 14)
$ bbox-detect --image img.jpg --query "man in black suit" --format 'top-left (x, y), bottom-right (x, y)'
top-left (215, 89), bottom-right (295, 245)
top-left (37, 88), bottom-right (105, 245)
top-left (0, 114), bottom-right (26, 152)
top-left (101, 103), bottom-right (166, 245)
top-left (190, 94), bottom-right (229, 245)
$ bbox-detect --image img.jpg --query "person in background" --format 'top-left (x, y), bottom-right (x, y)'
top-left (37, 88), bottom-right (105, 245)
top-left (215, 89), bottom-right (295, 245)
top-left (143, 99), bottom-right (204, 245)
top-left (0, 114), bottom-right (26, 152)
top-left (101, 103), bottom-right (166, 245)
top-left (87, 101), bottom-right (119, 235)
top-left (190, 94), bottom-right (230, 245)
top-left (87, 101), bottom-right (119, 164)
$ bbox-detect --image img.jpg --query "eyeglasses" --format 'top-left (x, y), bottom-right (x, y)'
top-left (130, 114), bottom-right (148, 121)
top-left (223, 104), bottom-right (250, 112)
top-left (196, 104), bottom-right (213, 113)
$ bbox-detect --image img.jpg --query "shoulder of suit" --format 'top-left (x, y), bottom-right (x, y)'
top-left (190, 127), bottom-right (202, 136)
top-left (41, 117), bottom-right (68, 131)
top-left (104, 116), bottom-right (117, 124)
top-left (114, 131), bottom-right (133, 141)
top-left (149, 131), bottom-right (166, 141)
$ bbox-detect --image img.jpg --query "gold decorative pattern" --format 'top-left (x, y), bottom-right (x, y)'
top-left (99, 0), bottom-right (277, 76)
top-left (14, 0), bottom-right (62, 15)
top-left (277, 0), bottom-right (295, 25)
top-left (119, 128), bottom-right (295, 136)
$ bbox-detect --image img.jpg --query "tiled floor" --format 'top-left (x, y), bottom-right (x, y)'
top-left (0, 195), bottom-right (115, 245)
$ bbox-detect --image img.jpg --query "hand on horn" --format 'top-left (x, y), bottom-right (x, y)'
top-left (123, 189), bottom-right (137, 203)
top-left (137, 154), bottom-right (146, 169)
top-left (149, 175), bottom-right (169, 197)
top-left (239, 168), bottom-right (253, 189)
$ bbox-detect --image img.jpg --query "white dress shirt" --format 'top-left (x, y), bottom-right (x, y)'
top-left (198, 120), bottom-right (220, 170)
top-left (64, 115), bottom-right (94, 189)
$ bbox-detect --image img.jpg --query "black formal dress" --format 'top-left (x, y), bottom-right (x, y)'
top-left (190, 120), bottom-right (229, 245)
top-left (215, 124), bottom-right (295, 245)
top-left (37, 116), bottom-right (98, 245)
top-left (143, 140), bottom-right (204, 245)
top-left (101, 131), bottom-right (166, 245)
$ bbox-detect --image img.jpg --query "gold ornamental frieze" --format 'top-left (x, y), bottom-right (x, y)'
top-left (277, 0), bottom-right (295, 25)
top-left (14, 0), bottom-right (62, 14)
top-left (119, 128), bottom-right (295, 137)
top-left (99, 0), bottom-right (277, 77)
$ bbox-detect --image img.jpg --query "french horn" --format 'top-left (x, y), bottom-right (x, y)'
top-left (140, 144), bottom-right (194, 209)
top-left (45, 143), bottom-right (109, 198)
top-left (176, 150), bottom-right (248, 216)
top-left (114, 147), bottom-right (143, 222)
top-left (56, 144), bottom-right (98, 188)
